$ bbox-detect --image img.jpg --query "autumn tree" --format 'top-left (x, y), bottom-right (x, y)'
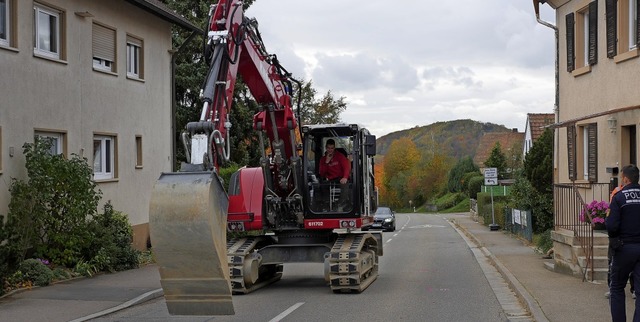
top-left (294, 80), bottom-right (347, 125)
top-left (484, 142), bottom-right (508, 179)
top-left (382, 138), bottom-right (420, 207)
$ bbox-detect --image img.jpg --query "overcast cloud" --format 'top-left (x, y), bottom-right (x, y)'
top-left (246, 1), bottom-right (556, 137)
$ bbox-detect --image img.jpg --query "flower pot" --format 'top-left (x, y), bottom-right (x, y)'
top-left (593, 222), bottom-right (606, 231)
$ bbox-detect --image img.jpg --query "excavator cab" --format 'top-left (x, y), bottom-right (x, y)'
top-left (301, 124), bottom-right (378, 220)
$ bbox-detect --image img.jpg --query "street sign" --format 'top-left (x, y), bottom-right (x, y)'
top-left (484, 168), bottom-right (497, 178)
top-left (484, 178), bottom-right (498, 186)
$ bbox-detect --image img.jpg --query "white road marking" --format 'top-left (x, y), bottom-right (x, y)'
top-left (393, 233), bottom-right (399, 237)
top-left (269, 302), bottom-right (305, 322)
top-left (386, 238), bottom-right (393, 243)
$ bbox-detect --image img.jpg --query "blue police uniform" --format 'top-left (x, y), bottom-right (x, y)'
top-left (607, 183), bottom-right (640, 322)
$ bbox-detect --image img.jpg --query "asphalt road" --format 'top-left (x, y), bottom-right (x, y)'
top-left (93, 213), bottom-right (510, 322)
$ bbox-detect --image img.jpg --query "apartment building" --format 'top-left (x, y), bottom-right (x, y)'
top-left (0, 0), bottom-right (200, 249)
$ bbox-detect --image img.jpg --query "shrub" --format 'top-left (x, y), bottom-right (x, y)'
top-left (84, 202), bottom-right (140, 272)
top-left (536, 229), bottom-right (554, 254)
top-left (16, 258), bottom-right (54, 287)
top-left (467, 176), bottom-right (485, 199)
top-left (434, 192), bottom-right (466, 210)
top-left (477, 192), bottom-right (509, 228)
top-left (5, 138), bottom-right (101, 267)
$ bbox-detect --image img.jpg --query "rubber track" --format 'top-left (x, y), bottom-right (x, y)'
top-left (227, 237), bottom-right (283, 294)
top-left (326, 233), bottom-right (379, 292)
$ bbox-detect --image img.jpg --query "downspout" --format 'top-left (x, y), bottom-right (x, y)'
top-left (533, 0), bottom-right (560, 182)
top-left (170, 31), bottom-right (200, 171)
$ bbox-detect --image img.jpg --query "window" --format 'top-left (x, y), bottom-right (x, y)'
top-left (0, 0), bottom-right (10, 47)
top-left (92, 23), bottom-right (116, 72)
top-left (566, 1), bottom-right (598, 73)
top-left (33, 3), bottom-right (62, 59)
top-left (126, 35), bottom-right (143, 78)
top-left (35, 130), bottom-right (65, 155)
top-left (135, 135), bottom-right (143, 168)
top-left (93, 135), bottom-right (117, 180)
top-left (607, 0), bottom-right (640, 61)
top-left (569, 124), bottom-right (598, 182)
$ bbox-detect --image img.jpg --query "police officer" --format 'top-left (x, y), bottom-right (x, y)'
top-left (607, 165), bottom-right (640, 322)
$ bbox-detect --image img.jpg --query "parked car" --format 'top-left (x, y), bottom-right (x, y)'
top-left (364, 206), bottom-right (396, 232)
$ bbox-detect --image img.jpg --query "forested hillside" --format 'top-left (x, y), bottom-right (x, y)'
top-left (376, 119), bottom-right (512, 160)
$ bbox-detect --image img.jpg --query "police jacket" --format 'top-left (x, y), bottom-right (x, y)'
top-left (606, 183), bottom-right (640, 243)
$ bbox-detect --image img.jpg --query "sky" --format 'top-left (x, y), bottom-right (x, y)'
top-left (246, 0), bottom-right (557, 137)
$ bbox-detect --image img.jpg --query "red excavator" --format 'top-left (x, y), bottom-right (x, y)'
top-left (149, 0), bottom-right (382, 315)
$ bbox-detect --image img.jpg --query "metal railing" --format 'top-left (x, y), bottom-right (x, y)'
top-left (554, 183), bottom-right (610, 281)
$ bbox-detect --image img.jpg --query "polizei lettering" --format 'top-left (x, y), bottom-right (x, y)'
top-left (307, 221), bottom-right (324, 227)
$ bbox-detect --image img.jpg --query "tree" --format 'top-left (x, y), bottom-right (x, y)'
top-left (447, 157), bottom-right (479, 193)
top-left (382, 138), bottom-right (420, 207)
top-left (510, 129), bottom-right (554, 233)
top-left (484, 142), bottom-right (508, 179)
top-left (524, 129), bottom-right (553, 193)
top-left (294, 80), bottom-right (348, 125)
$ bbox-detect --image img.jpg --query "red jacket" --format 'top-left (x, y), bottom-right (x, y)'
top-left (319, 151), bottom-right (350, 181)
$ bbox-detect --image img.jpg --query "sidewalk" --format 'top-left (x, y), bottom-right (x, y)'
top-left (0, 264), bottom-right (162, 322)
top-left (448, 212), bottom-right (632, 322)
top-left (0, 213), bottom-right (634, 322)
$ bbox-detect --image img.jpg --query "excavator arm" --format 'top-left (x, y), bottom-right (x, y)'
top-left (150, 0), bottom-right (300, 315)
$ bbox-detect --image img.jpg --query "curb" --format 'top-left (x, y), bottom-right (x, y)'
top-left (69, 288), bottom-right (164, 322)
top-left (450, 219), bottom-right (549, 322)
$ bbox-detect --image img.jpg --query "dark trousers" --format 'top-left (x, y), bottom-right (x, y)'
top-left (609, 242), bottom-right (635, 292)
top-left (610, 243), bottom-right (640, 322)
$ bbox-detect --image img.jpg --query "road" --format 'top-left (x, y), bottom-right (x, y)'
top-left (93, 213), bottom-right (519, 322)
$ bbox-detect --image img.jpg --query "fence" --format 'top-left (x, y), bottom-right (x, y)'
top-left (504, 208), bottom-right (533, 242)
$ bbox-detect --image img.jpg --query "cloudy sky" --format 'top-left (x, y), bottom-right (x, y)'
top-left (246, 1), bottom-right (557, 137)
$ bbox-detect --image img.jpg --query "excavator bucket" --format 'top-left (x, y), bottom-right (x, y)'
top-left (149, 172), bottom-right (234, 315)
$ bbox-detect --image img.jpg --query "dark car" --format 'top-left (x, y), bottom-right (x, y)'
top-left (365, 206), bottom-right (396, 232)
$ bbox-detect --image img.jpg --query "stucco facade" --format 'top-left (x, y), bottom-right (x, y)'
top-left (547, 0), bottom-right (640, 187)
top-left (0, 0), bottom-right (198, 249)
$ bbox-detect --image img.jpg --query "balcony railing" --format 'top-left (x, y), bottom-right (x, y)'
top-left (554, 183), bottom-right (610, 281)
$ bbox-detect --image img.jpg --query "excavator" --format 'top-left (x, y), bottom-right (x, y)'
top-left (149, 0), bottom-right (382, 316)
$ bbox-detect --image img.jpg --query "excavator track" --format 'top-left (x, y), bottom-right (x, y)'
top-left (325, 233), bottom-right (380, 293)
top-left (227, 236), bottom-right (283, 294)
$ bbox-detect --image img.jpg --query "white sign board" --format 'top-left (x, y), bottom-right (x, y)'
top-left (484, 178), bottom-right (498, 186)
top-left (484, 168), bottom-right (498, 178)
top-left (514, 209), bottom-right (521, 225)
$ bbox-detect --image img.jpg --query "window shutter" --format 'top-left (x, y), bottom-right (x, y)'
top-left (92, 23), bottom-right (115, 62)
top-left (589, 1), bottom-right (598, 65)
top-left (587, 124), bottom-right (598, 182)
top-left (606, 0), bottom-right (617, 58)
top-left (566, 13), bottom-right (576, 72)
top-left (636, 0), bottom-right (640, 46)
top-left (567, 125), bottom-right (577, 180)
top-left (127, 35), bottom-right (142, 47)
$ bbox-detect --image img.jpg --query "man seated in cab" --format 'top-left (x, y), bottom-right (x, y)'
top-left (318, 139), bottom-right (351, 211)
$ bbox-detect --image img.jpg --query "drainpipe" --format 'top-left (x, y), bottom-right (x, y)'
top-left (170, 31), bottom-right (200, 171)
top-left (533, 0), bottom-right (560, 182)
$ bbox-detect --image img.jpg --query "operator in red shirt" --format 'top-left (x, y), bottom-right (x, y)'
top-left (318, 139), bottom-right (351, 211)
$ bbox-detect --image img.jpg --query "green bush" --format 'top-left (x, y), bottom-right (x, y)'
top-left (467, 176), bottom-right (485, 199)
top-left (434, 192), bottom-right (466, 210)
top-left (477, 192), bottom-right (509, 228)
top-left (536, 229), bottom-right (554, 254)
top-left (85, 202), bottom-right (140, 272)
top-left (4, 138), bottom-right (101, 267)
top-left (16, 258), bottom-right (54, 287)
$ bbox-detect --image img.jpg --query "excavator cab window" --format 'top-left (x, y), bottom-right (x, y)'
top-left (305, 132), bottom-right (355, 214)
